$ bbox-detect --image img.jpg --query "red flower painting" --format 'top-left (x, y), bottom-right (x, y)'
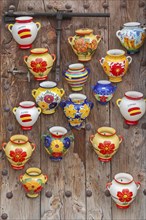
top-left (117, 189), bottom-right (133, 202)
top-left (110, 63), bottom-right (124, 76)
top-left (44, 95), bottom-right (54, 104)
top-left (98, 141), bottom-right (115, 155)
top-left (52, 152), bottom-right (62, 158)
top-left (100, 96), bottom-right (108, 102)
top-left (30, 58), bottom-right (47, 73)
top-left (10, 148), bottom-right (27, 162)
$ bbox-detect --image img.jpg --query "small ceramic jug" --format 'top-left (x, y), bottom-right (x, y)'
top-left (32, 81), bottom-right (65, 114)
top-left (2, 135), bottom-right (36, 170)
top-left (60, 93), bottom-right (93, 129)
top-left (13, 101), bottom-right (41, 130)
top-left (116, 22), bottom-right (146, 54)
top-left (116, 91), bottom-right (146, 125)
top-left (91, 80), bottom-right (117, 105)
top-left (19, 167), bottom-right (48, 198)
top-left (90, 127), bottom-right (123, 162)
top-left (99, 49), bottom-right (132, 82)
top-left (106, 173), bottom-right (140, 209)
top-left (24, 48), bottom-right (56, 81)
top-left (68, 28), bottom-right (101, 61)
top-left (42, 126), bottom-right (74, 161)
top-left (8, 16), bottom-right (41, 49)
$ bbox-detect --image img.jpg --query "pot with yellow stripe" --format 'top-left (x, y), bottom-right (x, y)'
top-left (116, 91), bottom-right (146, 125)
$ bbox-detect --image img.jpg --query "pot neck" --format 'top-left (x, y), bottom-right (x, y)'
top-left (114, 173), bottom-right (134, 185)
top-left (10, 135), bottom-right (28, 145)
top-left (97, 127), bottom-right (116, 137)
top-left (124, 92), bottom-right (143, 100)
top-left (26, 168), bottom-right (42, 176)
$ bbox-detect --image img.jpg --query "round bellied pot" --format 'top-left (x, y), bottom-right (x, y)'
top-left (24, 48), bottom-right (56, 81)
top-left (32, 81), bottom-right (65, 114)
top-left (42, 126), bottom-right (74, 161)
top-left (89, 127), bottom-right (123, 162)
top-left (91, 80), bottom-right (117, 105)
top-left (60, 93), bottom-right (94, 129)
top-left (8, 16), bottom-right (41, 49)
top-left (99, 49), bottom-right (132, 83)
top-left (13, 101), bottom-right (41, 130)
top-left (106, 173), bottom-right (140, 209)
top-left (63, 63), bottom-right (90, 91)
top-left (68, 28), bottom-right (101, 61)
top-left (2, 135), bottom-right (36, 170)
top-left (19, 167), bottom-right (48, 198)
top-left (116, 22), bottom-right (146, 54)
top-left (116, 91), bottom-right (146, 125)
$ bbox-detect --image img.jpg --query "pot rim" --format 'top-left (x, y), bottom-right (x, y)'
top-left (49, 126), bottom-right (67, 136)
top-left (97, 127), bottom-right (116, 136)
top-left (69, 63), bottom-right (84, 70)
top-left (10, 134), bottom-right (28, 144)
top-left (30, 48), bottom-right (48, 54)
top-left (39, 81), bottom-right (57, 88)
top-left (15, 16), bottom-right (33, 23)
top-left (69, 93), bottom-right (87, 101)
top-left (114, 173), bottom-right (133, 184)
top-left (124, 22), bottom-right (141, 27)
top-left (19, 101), bottom-right (36, 108)
top-left (97, 80), bottom-right (111, 85)
top-left (124, 91), bottom-right (143, 100)
top-left (26, 167), bottom-right (42, 176)
top-left (107, 49), bottom-right (125, 56)
top-left (75, 28), bottom-right (93, 35)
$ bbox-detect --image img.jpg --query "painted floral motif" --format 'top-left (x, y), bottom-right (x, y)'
top-left (110, 63), bottom-right (125, 76)
top-left (99, 96), bottom-right (108, 103)
top-left (23, 180), bottom-right (43, 193)
top-left (44, 136), bottom-right (51, 148)
top-left (63, 137), bottom-right (71, 149)
top-left (117, 189), bottom-right (133, 202)
top-left (73, 38), bottom-right (97, 54)
top-left (52, 152), bottom-right (62, 158)
top-left (98, 141), bottom-right (115, 155)
top-left (44, 95), bottom-right (54, 104)
top-left (30, 58), bottom-right (47, 73)
top-left (64, 104), bottom-right (77, 118)
top-left (10, 148), bottom-right (27, 163)
top-left (79, 104), bottom-right (90, 119)
top-left (69, 118), bottom-right (83, 127)
top-left (38, 101), bottom-right (48, 109)
top-left (50, 140), bottom-right (64, 153)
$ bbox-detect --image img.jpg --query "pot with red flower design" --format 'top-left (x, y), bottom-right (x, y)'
top-left (42, 126), bottom-right (74, 161)
top-left (68, 28), bottom-right (101, 61)
top-left (60, 93), bottom-right (93, 129)
top-left (116, 91), bottom-right (146, 125)
top-left (2, 135), bottom-right (36, 170)
top-left (8, 16), bottom-right (41, 49)
top-left (13, 101), bottom-right (41, 130)
top-left (106, 173), bottom-right (140, 209)
top-left (89, 127), bottom-right (123, 162)
top-left (32, 81), bottom-right (65, 114)
top-left (91, 80), bottom-right (117, 105)
top-left (24, 48), bottom-right (56, 81)
top-left (99, 49), bottom-right (132, 82)
top-left (19, 167), bottom-right (48, 198)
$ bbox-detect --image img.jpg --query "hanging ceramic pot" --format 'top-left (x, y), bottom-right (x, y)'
top-left (32, 81), bottom-right (65, 114)
top-left (106, 173), bottom-right (140, 209)
top-left (116, 91), bottom-right (146, 125)
top-left (60, 93), bottom-right (93, 129)
top-left (8, 16), bottom-right (41, 49)
top-left (42, 126), bottom-right (74, 161)
top-left (116, 22), bottom-right (146, 54)
top-left (91, 80), bottom-right (117, 105)
top-left (99, 49), bottom-right (132, 83)
top-left (13, 101), bottom-right (41, 130)
top-left (19, 167), bottom-right (48, 198)
top-left (2, 135), bottom-right (36, 170)
top-left (24, 48), bottom-right (56, 81)
top-left (89, 127), bottom-right (123, 162)
top-left (68, 28), bottom-right (101, 61)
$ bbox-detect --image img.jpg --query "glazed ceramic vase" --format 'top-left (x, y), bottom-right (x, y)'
top-left (32, 81), bottom-right (65, 114)
top-left (68, 28), bottom-right (101, 61)
top-left (42, 126), bottom-right (74, 161)
top-left (60, 93), bottom-right (93, 129)
top-left (91, 80), bottom-right (117, 105)
top-left (99, 49), bottom-right (132, 82)
top-left (90, 127), bottom-right (123, 162)
top-left (24, 48), bottom-right (56, 81)
top-left (19, 167), bottom-right (48, 198)
top-left (116, 22), bottom-right (146, 54)
top-left (116, 91), bottom-right (146, 125)
top-left (106, 173), bottom-right (140, 209)
top-left (8, 16), bottom-right (41, 49)
top-left (2, 135), bottom-right (36, 170)
top-left (63, 63), bottom-right (90, 91)
top-left (13, 101), bottom-right (41, 130)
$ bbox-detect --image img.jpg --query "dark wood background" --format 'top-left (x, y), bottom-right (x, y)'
top-left (0, 0), bottom-right (146, 219)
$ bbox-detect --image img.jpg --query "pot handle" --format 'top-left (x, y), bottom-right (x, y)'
top-left (8, 24), bottom-right (13, 33)
top-left (60, 88), bottom-right (65, 97)
top-left (89, 135), bottom-right (95, 144)
top-left (69, 134), bottom-right (74, 142)
top-left (37, 107), bottom-right (41, 115)
top-left (35, 22), bottom-right (41, 31)
top-left (51, 54), bottom-right (56, 62)
top-left (31, 143), bottom-right (36, 152)
top-left (118, 135), bottom-right (124, 144)
top-left (44, 174), bottom-right (48, 183)
top-left (144, 99), bottom-right (146, 102)
top-left (96, 35), bottom-right (102, 43)
top-left (60, 100), bottom-right (66, 109)
top-left (135, 181), bottom-right (141, 190)
top-left (116, 99), bottom-right (122, 107)
top-left (99, 57), bottom-right (105, 66)
top-left (86, 67), bottom-right (90, 74)
top-left (68, 36), bottom-right (73, 45)
top-left (89, 101), bottom-right (94, 109)
top-left (116, 30), bottom-right (122, 39)
top-left (127, 56), bottom-right (132, 64)
top-left (19, 174), bottom-right (23, 182)
top-left (12, 107), bottom-right (17, 115)
top-left (106, 182), bottom-right (112, 190)
top-left (2, 142), bottom-right (7, 151)
top-left (24, 56), bottom-right (28, 64)
top-left (32, 89), bottom-right (37, 98)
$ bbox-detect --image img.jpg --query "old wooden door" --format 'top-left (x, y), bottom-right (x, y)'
top-left (0, 0), bottom-right (146, 219)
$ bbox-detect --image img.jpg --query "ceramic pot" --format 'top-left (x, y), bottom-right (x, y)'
top-left (116, 22), bottom-right (146, 54)
top-left (19, 167), bottom-right (48, 198)
top-left (8, 16), bottom-right (41, 49)
top-left (90, 127), bottom-right (123, 162)
top-left (60, 93), bottom-right (93, 129)
top-left (91, 80), bottom-right (117, 105)
top-left (116, 91), bottom-right (146, 125)
top-left (24, 48), bottom-right (56, 81)
top-left (63, 63), bottom-right (90, 91)
top-left (32, 81), bottom-right (65, 114)
top-left (99, 49), bottom-right (132, 83)
top-left (13, 101), bottom-right (41, 130)
top-left (2, 135), bottom-right (36, 170)
top-left (106, 173), bottom-right (140, 209)
top-left (68, 28), bottom-right (101, 61)
top-left (42, 126), bottom-right (74, 161)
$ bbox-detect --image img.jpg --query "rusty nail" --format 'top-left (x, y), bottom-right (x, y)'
top-left (65, 191), bottom-right (72, 197)
top-left (7, 125), bottom-right (13, 132)
top-left (6, 192), bottom-right (13, 199)
top-left (104, 189), bottom-right (111, 197)
top-left (2, 169), bottom-right (8, 176)
top-left (47, 4), bottom-right (53, 9)
top-left (1, 213), bottom-right (8, 219)
top-left (143, 189), bottom-right (146, 195)
top-left (85, 123), bottom-right (91, 130)
top-left (3, 107), bottom-right (10, 112)
top-left (83, 3), bottom-right (90, 9)
top-left (86, 190), bottom-right (92, 197)
top-left (65, 4), bottom-right (72, 9)
top-left (45, 191), bottom-right (52, 198)
top-left (139, 1), bottom-right (145, 7)
top-left (102, 2), bottom-right (109, 9)
top-left (28, 5), bottom-right (33, 10)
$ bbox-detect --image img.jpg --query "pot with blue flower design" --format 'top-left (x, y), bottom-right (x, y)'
top-left (60, 93), bottom-right (94, 129)
top-left (42, 126), bottom-right (74, 161)
top-left (92, 80), bottom-right (117, 105)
